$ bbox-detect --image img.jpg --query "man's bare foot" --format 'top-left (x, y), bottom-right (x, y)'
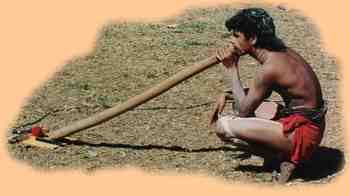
top-left (277, 161), bottom-right (296, 184)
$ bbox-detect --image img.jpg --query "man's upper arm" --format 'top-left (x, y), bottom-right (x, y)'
top-left (238, 66), bottom-right (276, 117)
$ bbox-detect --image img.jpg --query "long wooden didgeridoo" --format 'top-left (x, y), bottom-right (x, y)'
top-left (48, 55), bottom-right (220, 140)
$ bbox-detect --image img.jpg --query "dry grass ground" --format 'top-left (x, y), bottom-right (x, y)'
top-left (7, 2), bottom-right (344, 185)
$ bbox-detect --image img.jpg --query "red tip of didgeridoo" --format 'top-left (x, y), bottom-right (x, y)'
top-left (31, 126), bottom-right (43, 137)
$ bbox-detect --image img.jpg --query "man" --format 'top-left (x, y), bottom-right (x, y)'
top-left (210, 8), bottom-right (327, 183)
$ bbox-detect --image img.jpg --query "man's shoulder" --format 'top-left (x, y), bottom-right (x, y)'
top-left (255, 63), bottom-right (278, 86)
top-left (260, 62), bottom-right (279, 77)
top-left (265, 51), bottom-right (288, 65)
top-left (262, 52), bottom-right (290, 76)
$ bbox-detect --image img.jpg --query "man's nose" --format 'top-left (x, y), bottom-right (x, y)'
top-left (229, 37), bottom-right (236, 45)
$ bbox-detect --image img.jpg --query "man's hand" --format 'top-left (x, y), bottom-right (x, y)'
top-left (216, 44), bottom-right (239, 69)
top-left (209, 93), bottom-right (227, 126)
top-left (222, 55), bottom-right (239, 69)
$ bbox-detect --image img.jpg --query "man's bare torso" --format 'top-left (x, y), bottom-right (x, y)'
top-left (263, 48), bottom-right (323, 109)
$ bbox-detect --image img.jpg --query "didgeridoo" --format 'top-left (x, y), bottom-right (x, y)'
top-left (48, 55), bottom-right (220, 139)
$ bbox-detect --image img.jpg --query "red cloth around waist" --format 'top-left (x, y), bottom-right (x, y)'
top-left (278, 114), bottom-right (324, 165)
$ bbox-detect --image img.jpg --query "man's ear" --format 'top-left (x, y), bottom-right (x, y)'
top-left (250, 36), bottom-right (257, 45)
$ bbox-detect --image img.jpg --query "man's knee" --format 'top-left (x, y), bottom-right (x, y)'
top-left (215, 116), bottom-right (237, 141)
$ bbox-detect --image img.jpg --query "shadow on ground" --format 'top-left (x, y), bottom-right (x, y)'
top-left (234, 146), bottom-right (344, 182)
top-left (54, 138), bottom-right (241, 153)
top-left (295, 146), bottom-right (345, 181)
top-left (54, 138), bottom-right (344, 182)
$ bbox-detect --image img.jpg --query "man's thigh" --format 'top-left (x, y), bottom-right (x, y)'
top-left (217, 115), bottom-right (292, 153)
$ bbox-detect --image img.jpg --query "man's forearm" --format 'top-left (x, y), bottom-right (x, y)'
top-left (231, 67), bottom-right (246, 105)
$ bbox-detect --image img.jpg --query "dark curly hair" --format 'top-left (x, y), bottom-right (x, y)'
top-left (225, 8), bottom-right (286, 52)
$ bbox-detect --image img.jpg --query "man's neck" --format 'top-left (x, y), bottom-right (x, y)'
top-left (248, 47), bottom-right (270, 64)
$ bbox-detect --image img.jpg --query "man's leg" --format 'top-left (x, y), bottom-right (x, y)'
top-left (216, 115), bottom-right (292, 154)
top-left (215, 115), bottom-right (296, 182)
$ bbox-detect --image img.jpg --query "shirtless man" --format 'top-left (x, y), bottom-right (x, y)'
top-left (209, 8), bottom-right (327, 183)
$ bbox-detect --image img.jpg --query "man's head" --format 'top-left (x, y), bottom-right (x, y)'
top-left (225, 8), bottom-right (286, 53)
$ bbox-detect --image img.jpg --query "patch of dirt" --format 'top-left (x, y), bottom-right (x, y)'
top-left (7, 2), bottom-right (344, 185)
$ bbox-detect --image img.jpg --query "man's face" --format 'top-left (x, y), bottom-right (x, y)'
top-left (229, 31), bottom-right (256, 56)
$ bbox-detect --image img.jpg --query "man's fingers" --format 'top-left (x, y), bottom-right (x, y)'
top-left (209, 102), bottom-right (220, 125)
top-left (209, 110), bottom-right (218, 125)
top-left (218, 103), bottom-right (225, 114)
top-left (216, 44), bottom-right (235, 61)
top-left (216, 49), bottom-right (225, 61)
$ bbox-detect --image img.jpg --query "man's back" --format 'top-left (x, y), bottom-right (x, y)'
top-left (267, 48), bottom-right (324, 108)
